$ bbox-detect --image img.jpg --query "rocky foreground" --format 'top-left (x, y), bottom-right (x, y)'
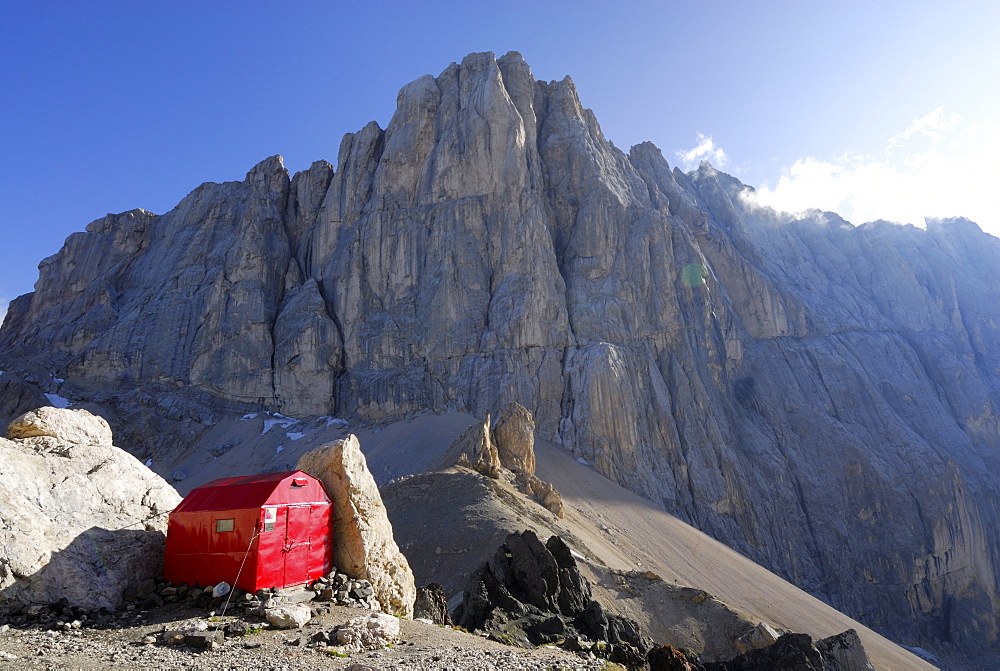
top-left (0, 602), bottom-right (603, 670)
top-left (0, 563), bottom-right (875, 671)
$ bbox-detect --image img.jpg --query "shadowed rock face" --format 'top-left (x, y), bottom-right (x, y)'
top-left (455, 530), bottom-right (649, 664)
top-left (1, 51), bottom-right (999, 659)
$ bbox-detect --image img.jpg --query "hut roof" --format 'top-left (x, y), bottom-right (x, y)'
top-left (172, 470), bottom-right (321, 512)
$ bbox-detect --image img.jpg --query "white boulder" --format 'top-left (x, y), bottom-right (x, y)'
top-left (0, 407), bottom-right (181, 610)
top-left (265, 603), bottom-right (311, 629)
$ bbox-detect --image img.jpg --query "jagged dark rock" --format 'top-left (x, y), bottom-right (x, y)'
top-left (703, 630), bottom-right (875, 671)
top-left (546, 536), bottom-right (591, 615)
top-left (413, 583), bottom-right (451, 626)
top-left (454, 530), bottom-right (651, 662)
top-left (1, 50), bottom-right (998, 659)
top-left (648, 644), bottom-right (703, 670)
top-left (815, 629), bottom-right (876, 670)
top-left (703, 633), bottom-right (824, 670)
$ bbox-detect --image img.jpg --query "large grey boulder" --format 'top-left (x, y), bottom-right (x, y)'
top-left (0, 407), bottom-right (181, 610)
top-left (297, 435), bottom-right (416, 617)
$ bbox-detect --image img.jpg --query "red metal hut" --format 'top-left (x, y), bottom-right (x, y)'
top-left (163, 470), bottom-right (333, 592)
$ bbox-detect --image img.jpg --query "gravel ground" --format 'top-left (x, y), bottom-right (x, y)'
top-left (0, 603), bottom-right (608, 670)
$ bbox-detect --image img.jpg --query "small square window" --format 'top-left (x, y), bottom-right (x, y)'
top-left (262, 507), bottom-right (277, 532)
top-left (216, 518), bottom-right (234, 533)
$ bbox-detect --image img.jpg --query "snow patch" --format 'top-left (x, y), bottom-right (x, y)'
top-left (145, 459), bottom-right (153, 467)
top-left (241, 412), bottom-right (260, 420)
top-left (54, 377), bottom-right (64, 383)
top-left (263, 417), bottom-right (297, 434)
top-left (575, 456), bottom-right (589, 465)
top-left (324, 416), bottom-right (348, 427)
top-left (286, 431), bottom-right (305, 441)
top-left (43, 393), bottom-right (71, 408)
top-left (275, 445), bottom-right (284, 454)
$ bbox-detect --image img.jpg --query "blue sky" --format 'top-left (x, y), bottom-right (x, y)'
top-left (3, 1), bottom-right (999, 320)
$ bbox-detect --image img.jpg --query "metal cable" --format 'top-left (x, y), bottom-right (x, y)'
top-left (219, 525), bottom-right (261, 617)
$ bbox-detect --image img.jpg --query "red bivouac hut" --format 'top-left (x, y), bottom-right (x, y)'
top-left (163, 470), bottom-right (333, 592)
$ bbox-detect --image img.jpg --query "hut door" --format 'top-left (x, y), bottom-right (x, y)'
top-left (282, 504), bottom-right (312, 586)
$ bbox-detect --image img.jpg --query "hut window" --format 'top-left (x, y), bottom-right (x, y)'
top-left (291, 477), bottom-right (308, 487)
top-left (263, 507), bottom-right (277, 532)
top-left (215, 519), bottom-right (234, 533)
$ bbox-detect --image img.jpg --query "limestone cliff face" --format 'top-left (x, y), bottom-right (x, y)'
top-left (2, 51), bottom-right (998, 658)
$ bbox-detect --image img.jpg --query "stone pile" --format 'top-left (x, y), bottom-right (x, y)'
top-left (162, 618), bottom-right (225, 650)
top-left (117, 570), bottom-right (382, 619)
top-left (0, 598), bottom-right (117, 631)
top-left (309, 567), bottom-right (379, 610)
top-left (333, 612), bottom-right (401, 652)
top-left (126, 578), bottom-right (250, 613)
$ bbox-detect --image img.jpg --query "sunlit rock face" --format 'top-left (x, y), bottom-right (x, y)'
top-left (2, 51), bottom-right (999, 660)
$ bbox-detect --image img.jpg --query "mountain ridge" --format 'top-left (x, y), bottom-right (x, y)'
top-left (2, 50), bottom-right (998, 665)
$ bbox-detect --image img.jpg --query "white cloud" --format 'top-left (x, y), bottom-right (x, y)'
top-left (677, 133), bottom-right (728, 170)
top-left (887, 106), bottom-right (963, 150)
top-left (753, 108), bottom-right (999, 235)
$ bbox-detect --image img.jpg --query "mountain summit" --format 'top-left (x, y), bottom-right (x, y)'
top-left (2, 51), bottom-right (998, 664)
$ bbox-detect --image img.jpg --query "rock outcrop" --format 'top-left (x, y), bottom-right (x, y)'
top-left (453, 415), bottom-right (501, 478)
top-left (703, 630), bottom-right (875, 670)
top-left (513, 471), bottom-right (565, 518)
top-left (449, 412), bottom-right (564, 517)
top-left (734, 622), bottom-right (780, 654)
top-left (493, 402), bottom-right (536, 474)
top-left (0, 407), bottom-right (181, 611)
top-left (296, 435), bottom-right (416, 617)
top-left (413, 582), bottom-right (451, 625)
top-left (1, 51), bottom-right (999, 660)
top-left (815, 629), bottom-right (876, 671)
top-left (455, 530), bottom-right (650, 665)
